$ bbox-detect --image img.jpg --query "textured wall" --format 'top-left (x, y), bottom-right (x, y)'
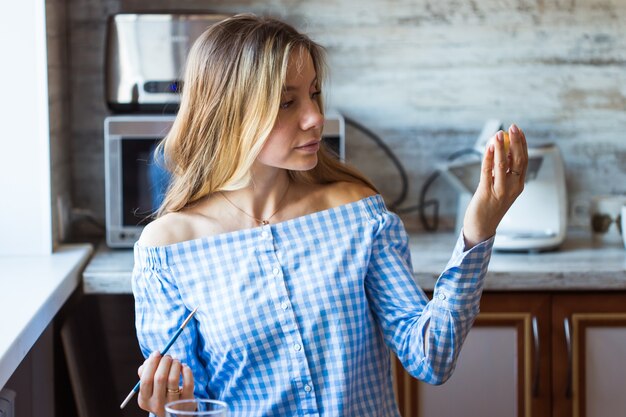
top-left (65, 0), bottom-right (626, 234)
top-left (47, 0), bottom-right (72, 247)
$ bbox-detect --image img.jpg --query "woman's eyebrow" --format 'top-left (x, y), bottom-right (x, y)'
top-left (284, 76), bottom-right (318, 92)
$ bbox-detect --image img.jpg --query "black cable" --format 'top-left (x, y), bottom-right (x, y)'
top-left (343, 116), bottom-right (409, 210)
top-left (397, 148), bottom-right (482, 231)
top-left (342, 114), bottom-right (484, 232)
top-left (413, 170), bottom-right (441, 231)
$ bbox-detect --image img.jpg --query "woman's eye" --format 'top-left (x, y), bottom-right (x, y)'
top-left (280, 100), bottom-right (294, 109)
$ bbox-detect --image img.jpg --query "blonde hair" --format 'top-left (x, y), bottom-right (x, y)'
top-left (156, 14), bottom-right (377, 216)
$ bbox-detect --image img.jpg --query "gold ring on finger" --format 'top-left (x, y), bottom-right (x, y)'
top-left (166, 387), bottom-right (181, 394)
top-left (507, 169), bottom-right (521, 176)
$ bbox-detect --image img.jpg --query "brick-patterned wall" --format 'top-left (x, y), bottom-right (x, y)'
top-left (65, 0), bottom-right (626, 233)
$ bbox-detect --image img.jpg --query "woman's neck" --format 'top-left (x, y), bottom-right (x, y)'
top-left (221, 170), bottom-right (292, 225)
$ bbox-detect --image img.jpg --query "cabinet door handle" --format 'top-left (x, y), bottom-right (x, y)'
top-left (531, 316), bottom-right (540, 397)
top-left (564, 317), bottom-right (573, 399)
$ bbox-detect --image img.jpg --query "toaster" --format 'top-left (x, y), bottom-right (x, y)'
top-left (105, 13), bottom-right (230, 113)
top-left (440, 120), bottom-right (568, 252)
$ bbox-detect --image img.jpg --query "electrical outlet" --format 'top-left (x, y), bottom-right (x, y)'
top-left (56, 195), bottom-right (72, 242)
top-left (0, 388), bottom-right (16, 417)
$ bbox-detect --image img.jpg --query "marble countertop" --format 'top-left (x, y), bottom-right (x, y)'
top-left (0, 244), bottom-right (93, 390)
top-left (408, 231), bottom-right (626, 290)
top-left (83, 231), bottom-right (626, 294)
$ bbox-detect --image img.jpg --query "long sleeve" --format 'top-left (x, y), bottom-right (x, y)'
top-left (364, 210), bottom-right (494, 384)
top-left (131, 245), bottom-right (210, 401)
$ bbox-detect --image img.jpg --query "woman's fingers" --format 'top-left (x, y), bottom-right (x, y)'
top-left (137, 352), bottom-right (161, 408)
top-left (165, 359), bottom-right (182, 403)
top-left (463, 123), bottom-right (529, 246)
top-left (477, 125), bottom-right (529, 206)
top-left (520, 126), bottom-right (528, 160)
top-left (508, 124), bottom-right (527, 184)
top-left (479, 140), bottom-right (495, 190)
top-left (520, 127), bottom-right (529, 174)
top-left (136, 353), bottom-right (192, 416)
top-left (153, 354), bottom-right (174, 396)
top-left (181, 363), bottom-right (195, 400)
top-left (493, 131), bottom-right (508, 193)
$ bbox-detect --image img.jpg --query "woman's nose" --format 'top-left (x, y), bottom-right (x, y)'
top-left (301, 100), bottom-right (324, 131)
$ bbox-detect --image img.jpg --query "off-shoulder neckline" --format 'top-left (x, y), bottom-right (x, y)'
top-left (135, 193), bottom-right (385, 251)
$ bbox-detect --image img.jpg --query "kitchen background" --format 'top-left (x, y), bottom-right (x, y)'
top-left (47, 0), bottom-right (626, 243)
top-left (31, 2), bottom-right (626, 415)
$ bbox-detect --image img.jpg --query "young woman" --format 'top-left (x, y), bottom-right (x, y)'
top-left (133, 14), bottom-right (528, 417)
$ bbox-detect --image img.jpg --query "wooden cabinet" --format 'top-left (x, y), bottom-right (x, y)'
top-left (552, 293), bottom-right (626, 417)
top-left (392, 293), bottom-right (551, 417)
top-left (393, 292), bottom-right (626, 417)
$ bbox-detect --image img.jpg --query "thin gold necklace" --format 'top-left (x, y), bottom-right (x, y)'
top-left (220, 181), bottom-right (291, 226)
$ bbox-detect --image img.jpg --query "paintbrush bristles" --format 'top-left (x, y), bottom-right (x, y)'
top-left (181, 307), bottom-right (199, 329)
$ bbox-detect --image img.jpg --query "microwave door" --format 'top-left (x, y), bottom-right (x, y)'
top-left (121, 138), bottom-right (169, 226)
top-left (106, 134), bottom-right (171, 247)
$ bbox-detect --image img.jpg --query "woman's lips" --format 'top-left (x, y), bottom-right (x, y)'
top-left (295, 141), bottom-right (321, 152)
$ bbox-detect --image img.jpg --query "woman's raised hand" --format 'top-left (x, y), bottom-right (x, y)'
top-left (462, 124), bottom-right (529, 248)
top-left (137, 352), bottom-right (195, 417)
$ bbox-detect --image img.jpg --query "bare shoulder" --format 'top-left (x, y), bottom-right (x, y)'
top-left (138, 207), bottom-right (226, 247)
top-left (325, 181), bottom-right (378, 208)
top-left (137, 213), bottom-right (196, 247)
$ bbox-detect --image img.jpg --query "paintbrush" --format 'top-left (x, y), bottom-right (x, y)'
top-left (120, 307), bottom-right (199, 409)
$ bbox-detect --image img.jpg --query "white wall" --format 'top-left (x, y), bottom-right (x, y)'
top-left (0, 0), bottom-right (52, 255)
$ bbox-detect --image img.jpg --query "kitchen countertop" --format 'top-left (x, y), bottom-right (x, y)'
top-left (83, 231), bottom-right (626, 294)
top-left (409, 231), bottom-right (626, 290)
top-left (0, 244), bottom-right (93, 390)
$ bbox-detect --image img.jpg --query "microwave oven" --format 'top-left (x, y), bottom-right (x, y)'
top-left (104, 113), bottom-right (346, 248)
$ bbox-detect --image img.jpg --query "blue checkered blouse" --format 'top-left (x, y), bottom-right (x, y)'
top-left (132, 194), bottom-right (493, 416)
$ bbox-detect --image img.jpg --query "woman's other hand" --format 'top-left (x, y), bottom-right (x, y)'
top-left (462, 124), bottom-right (528, 248)
top-left (137, 352), bottom-right (195, 417)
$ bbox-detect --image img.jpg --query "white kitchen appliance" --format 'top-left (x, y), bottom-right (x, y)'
top-left (439, 120), bottom-right (568, 251)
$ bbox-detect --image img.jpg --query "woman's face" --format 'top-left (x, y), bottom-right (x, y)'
top-left (256, 48), bottom-right (324, 172)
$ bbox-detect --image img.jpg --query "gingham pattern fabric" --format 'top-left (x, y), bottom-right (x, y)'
top-left (132, 194), bottom-right (494, 417)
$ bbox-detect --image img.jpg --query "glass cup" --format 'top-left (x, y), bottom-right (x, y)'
top-left (165, 399), bottom-right (228, 416)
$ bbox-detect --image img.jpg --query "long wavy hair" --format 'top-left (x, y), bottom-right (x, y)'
top-left (156, 14), bottom-right (377, 217)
